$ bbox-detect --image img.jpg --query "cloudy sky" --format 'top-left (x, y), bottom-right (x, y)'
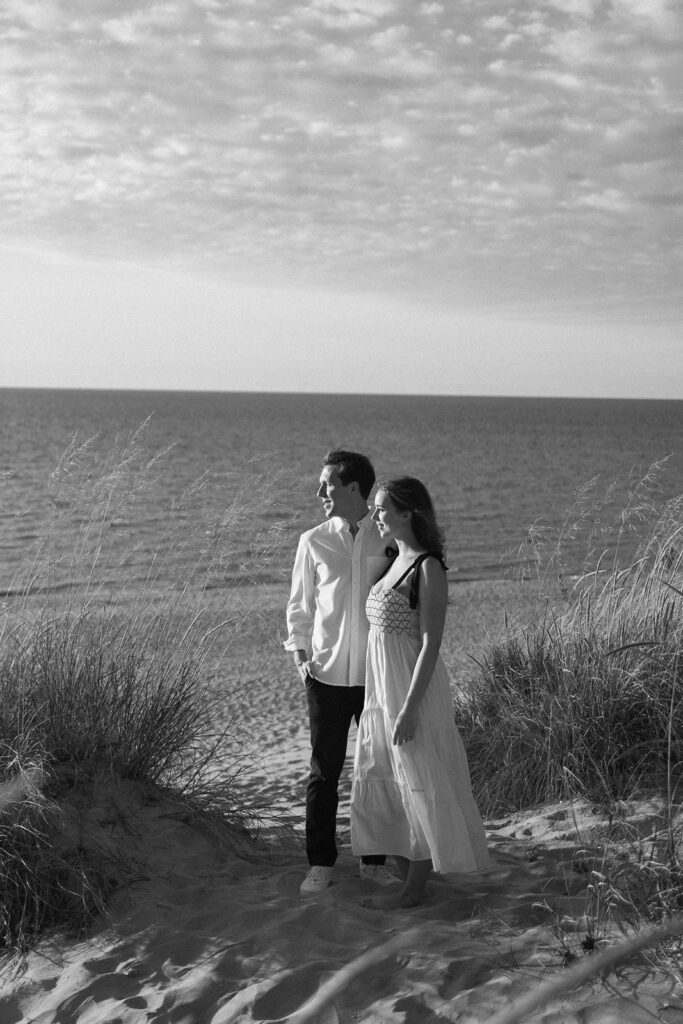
top-left (1, 0), bottom-right (681, 397)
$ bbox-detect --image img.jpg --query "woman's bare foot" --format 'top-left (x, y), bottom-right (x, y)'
top-left (360, 885), bottom-right (426, 910)
top-left (361, 858), bottom-right (431, 909)
top-left (393, 856), bottom-right (410, 883)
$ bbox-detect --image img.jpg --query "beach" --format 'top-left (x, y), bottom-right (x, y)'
top-left (1, 578), bottom-right (682, 1024)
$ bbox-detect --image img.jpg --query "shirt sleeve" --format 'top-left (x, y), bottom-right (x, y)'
top-left (283, 534), bottom-right (316, 652)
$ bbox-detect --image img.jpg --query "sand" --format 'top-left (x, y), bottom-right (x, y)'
top-left (2, 579), bottom-right (682, 1024)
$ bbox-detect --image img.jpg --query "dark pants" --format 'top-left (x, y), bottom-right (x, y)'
top-left (305, 678), bottom-right (385, 868)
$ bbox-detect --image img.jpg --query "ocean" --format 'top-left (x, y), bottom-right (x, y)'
top-left (1, 389), bottom-right (682, 598)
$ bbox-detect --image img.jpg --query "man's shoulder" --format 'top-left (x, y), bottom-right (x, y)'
top-left (298, 520), bottom-right (337, 545)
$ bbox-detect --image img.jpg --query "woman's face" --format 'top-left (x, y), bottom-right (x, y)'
top-left (370, 488), bottom-right (409, 540)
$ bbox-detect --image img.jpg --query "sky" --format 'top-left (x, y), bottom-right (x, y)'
top-left (1, 0), bottom-right (682, 398)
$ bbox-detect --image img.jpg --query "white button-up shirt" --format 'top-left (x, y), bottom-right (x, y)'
top-left (284, 514), bottom-right (392, 688)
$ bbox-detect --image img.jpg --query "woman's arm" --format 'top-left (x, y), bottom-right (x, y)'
top-left (392, 557), bottom-right (448, 745)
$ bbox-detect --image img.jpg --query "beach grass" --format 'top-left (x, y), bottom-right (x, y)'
top-left (457, 472), bottom-right (683, 817)
top-left (0, 608), bottom-right (255, 951)
top-left (0, 427), bottom-right (297, 953)
top-left (455, 465), bottom-right (683, 983)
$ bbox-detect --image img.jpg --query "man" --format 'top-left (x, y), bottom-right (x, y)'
top-left (285, 448), bottom-right (396, 895)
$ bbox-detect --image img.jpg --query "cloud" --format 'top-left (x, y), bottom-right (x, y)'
top-left (574, 188), bottom-right (629, 212)
top-left (615, 0), bottom-right (681, 36)
top-left (482, 15), bottom-right (511, 31)
top-left (531, 68), bottom-right (583, 91)
top-left (301, 0), bottom-right (397, 29)
top-left (642, 192), bottom-right (683, 207)
top-left (0, 0), bottom-right (679, 332)
top-left (419, 3), bottom-right (443, 16)
top-left (602, 116), bottom-right (683, 165)
top-left (543, 27), bottom-right (599, 65)
top-left (500, 124), bottom-right (556, 149)
top-left (546, 0), bottom-right (596, 16)
top-left (2, 0), bottom-right (63, 31)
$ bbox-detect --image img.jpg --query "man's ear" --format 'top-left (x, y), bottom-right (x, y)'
top-left (347, 480), bottom-right (359, 494)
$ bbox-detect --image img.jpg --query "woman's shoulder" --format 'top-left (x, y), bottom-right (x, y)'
top-left (407, 551), bottom-right (446, 609)
top-left (416, 551), bottom-right (447, 574)
top-left (417, 553), bottom-right (448, 595)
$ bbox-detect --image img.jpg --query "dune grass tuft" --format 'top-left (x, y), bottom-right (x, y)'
top-left (458, 593), bottom-right (683, 815)
top-left (458, 465), bottom-right (683, 816)
top-left (0, 426), bottom-right (297, 953)
top-left (457, 464), bottom-right (683, 987)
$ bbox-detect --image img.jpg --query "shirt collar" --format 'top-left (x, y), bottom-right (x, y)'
top-left (332, 512), bottom-right (373, 534)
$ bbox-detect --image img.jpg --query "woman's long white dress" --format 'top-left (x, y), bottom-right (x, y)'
top-left (350, 568), bottom-right (490, 874)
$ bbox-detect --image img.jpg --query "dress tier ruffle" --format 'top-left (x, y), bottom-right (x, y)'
top-left (350, 586), bottom-right (490, 875)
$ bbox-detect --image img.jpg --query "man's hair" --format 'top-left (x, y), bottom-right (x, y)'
top-left (322, 448), bottom-right (376, 500)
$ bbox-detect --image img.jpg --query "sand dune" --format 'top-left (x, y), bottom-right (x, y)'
top-left (2, 580), bottom-right (682, 1023)
top-left (2, 775), bottom-right (681, 1024)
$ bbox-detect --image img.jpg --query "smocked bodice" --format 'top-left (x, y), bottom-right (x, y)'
top-left (366, 586), bottom-right (420, 639)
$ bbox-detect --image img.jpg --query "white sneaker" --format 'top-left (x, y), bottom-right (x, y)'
top-left (359, 863), bottom-right (399, 887)
top-left (300, 865), bottom-right (334, 895)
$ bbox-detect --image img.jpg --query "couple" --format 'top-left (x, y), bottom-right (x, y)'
top-left (285, 448), bottom-right (489, 910)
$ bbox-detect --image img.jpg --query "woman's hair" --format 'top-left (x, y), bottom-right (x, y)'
top-left (377, 476), bottom-right (445, 558)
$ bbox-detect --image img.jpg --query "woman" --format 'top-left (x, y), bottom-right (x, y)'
top-left (350, 477), bottom-right (490, 909)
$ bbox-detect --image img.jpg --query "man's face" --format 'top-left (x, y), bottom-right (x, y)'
top-left (317, 464), bottom-right (357, 521)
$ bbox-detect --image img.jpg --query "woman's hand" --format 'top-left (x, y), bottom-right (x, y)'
top-left (393, 708), bottom-right (418, 746)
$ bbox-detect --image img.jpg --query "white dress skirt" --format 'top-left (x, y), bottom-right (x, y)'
top-left (350, 582), bottom-right (490, 875)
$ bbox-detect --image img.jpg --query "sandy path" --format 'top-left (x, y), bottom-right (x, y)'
top-left (4, 792), bottom-right (678, 1024)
